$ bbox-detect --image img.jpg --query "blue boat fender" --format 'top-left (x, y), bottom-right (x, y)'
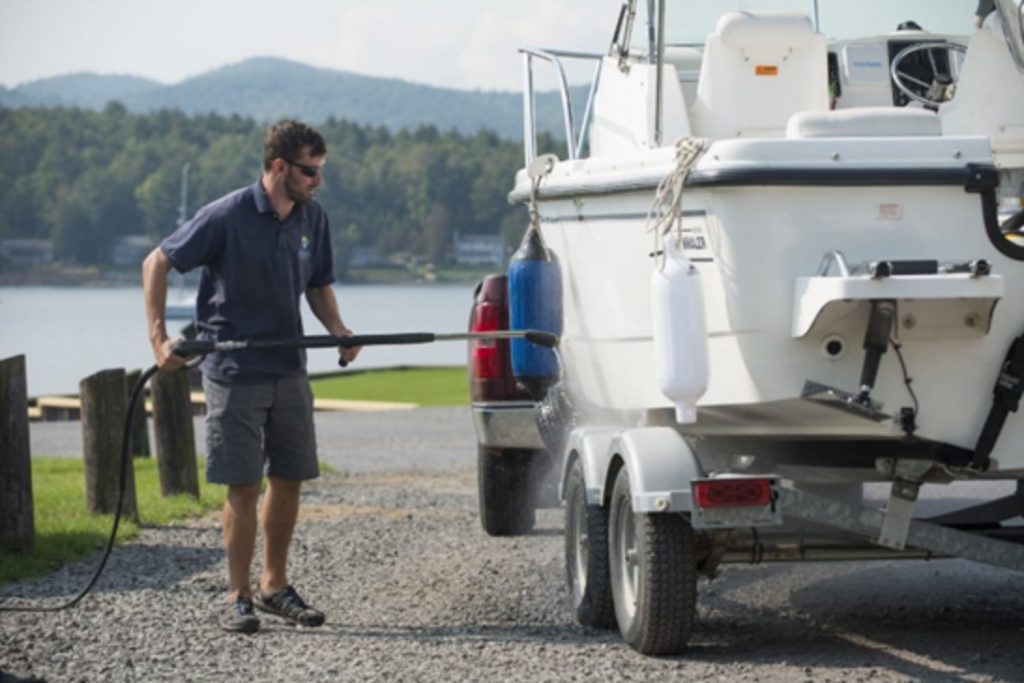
top-left (509, 225), bottom-right (563, 398)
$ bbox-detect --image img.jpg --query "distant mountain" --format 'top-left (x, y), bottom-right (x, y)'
top-left (0, 73), bottom-right (161, 109)
top-left (0, 57), bottom-right (582, 140)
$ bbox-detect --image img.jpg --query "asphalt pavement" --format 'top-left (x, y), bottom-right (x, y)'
top-left (28, 407), bottom-right (479, 475)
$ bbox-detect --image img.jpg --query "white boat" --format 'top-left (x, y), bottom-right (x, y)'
top-left (165, 298), bottom-right (195, 320)
top-left (165, 278), bottom-right (195, 320)
top-left (508, 0), bottom-right (1024, 654)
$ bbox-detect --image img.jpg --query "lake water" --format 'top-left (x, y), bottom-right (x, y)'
top-left (0, 283), bottom-right (477, 396)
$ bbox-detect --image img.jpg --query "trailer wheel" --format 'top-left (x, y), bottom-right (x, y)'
top-left (477, 446), bottom-right (536, 536)
top-left (564, 458), bottom-right (616, 629)
top-left (609, 466), bottom-right (696, 655)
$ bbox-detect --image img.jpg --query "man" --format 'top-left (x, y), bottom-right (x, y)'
top-left (142, 119), bottom-right (360, 633)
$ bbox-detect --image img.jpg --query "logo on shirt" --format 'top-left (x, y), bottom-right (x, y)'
top-left (299, 234), bottom-right (312, 260)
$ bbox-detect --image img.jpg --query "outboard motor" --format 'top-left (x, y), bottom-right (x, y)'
top-left (509, 225), bottom-right (562, 398)
top-left (651, 239), bottom-right (709, 423)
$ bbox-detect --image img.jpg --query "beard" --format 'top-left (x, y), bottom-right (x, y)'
top-left (284, 174), bottom-right (315, 204)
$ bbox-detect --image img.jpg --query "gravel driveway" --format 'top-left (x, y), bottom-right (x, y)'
top-left (4, 409), bottom-right (1024, 681)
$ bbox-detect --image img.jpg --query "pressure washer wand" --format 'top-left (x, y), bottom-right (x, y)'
top-left (174, 329), bottom-right (559, 365)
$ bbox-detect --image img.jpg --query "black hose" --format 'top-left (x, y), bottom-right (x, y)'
top-left (0, 365), bottom-right (158, 612)
top-left (0, 328), bottom-right (557, 611)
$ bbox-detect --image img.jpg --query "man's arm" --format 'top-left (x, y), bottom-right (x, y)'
top-left (142, 247), bottom-right (187, 370)
top-left (306, 284), bottom-right (361, 365)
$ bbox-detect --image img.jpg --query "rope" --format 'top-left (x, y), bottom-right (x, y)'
top-left (528, 173), bottom-right (544, 230)
top-left (646, 137), bottom-right (711, 269)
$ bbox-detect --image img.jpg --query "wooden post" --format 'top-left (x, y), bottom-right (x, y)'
top-left (80, 368), bottom-right (138, 520)
top-left (0, 355), bottom-right (34, 552)
top-left (125, 369), bottom-right (151, 458)
top-left (150, 369), bottom-right (199, 498)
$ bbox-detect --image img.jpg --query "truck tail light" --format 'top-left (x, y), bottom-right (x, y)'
top-left (470, 300), bottom-right (503, 381)
top-left (694, 479), bottom-right (773, 508)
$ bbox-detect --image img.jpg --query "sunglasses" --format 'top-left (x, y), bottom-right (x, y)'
top-left (285, 159), bottom-right (323, 178)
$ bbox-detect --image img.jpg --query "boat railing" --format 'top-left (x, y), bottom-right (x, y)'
top-left (520, 47), bottom-right (603, 166)
top-left (816, 250), bottom-right (852, 277)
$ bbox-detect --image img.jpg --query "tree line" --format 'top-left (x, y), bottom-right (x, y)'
top-left (0, 103), bottom-right (555, 276)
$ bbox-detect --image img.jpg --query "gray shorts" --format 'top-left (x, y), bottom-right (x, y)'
top-left (202, 374), bottom-right (319, 485)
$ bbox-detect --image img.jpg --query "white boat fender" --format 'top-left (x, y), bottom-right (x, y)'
top-left (651, 238), bottom-right (709, 424)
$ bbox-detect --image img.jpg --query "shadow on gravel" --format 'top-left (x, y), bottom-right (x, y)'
top-left (254, 622), bottom-right (619, 647)
top-left (685, 560), bottom-right (1023, 680)
top-left (523, 528), bottom-right (562, 538)
top-left (0, 542), bottom-right (221, 602)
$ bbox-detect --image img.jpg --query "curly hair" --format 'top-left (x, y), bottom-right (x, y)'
top-left (262, 119), bottom-right (327, 170)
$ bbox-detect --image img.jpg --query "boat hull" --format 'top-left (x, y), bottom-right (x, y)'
top-left (527, 138), bottom-right (1024, 475)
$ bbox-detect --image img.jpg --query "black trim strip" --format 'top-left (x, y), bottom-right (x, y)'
top-left (510, 165), bottom-right (999, 203)
top-left (686, 166), bottom-right (984, 188)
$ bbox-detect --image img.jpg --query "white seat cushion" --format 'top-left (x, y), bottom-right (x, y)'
top-left (717, 11), bottom-right (817, 51)
top-left (786, 107), bottom-right (942, 138)
top-left (689, 11), bottom-right (828, 139)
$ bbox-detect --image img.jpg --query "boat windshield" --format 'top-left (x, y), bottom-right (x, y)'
top-left (665, 1), bottom-right (976, 45)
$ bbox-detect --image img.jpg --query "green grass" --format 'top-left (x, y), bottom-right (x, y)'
top-left (310, 366), bottom-right (469, 407)
top-left (0, 457), bottom-right (225, 586)
top-left (0, 365), bottom-right (464, 586)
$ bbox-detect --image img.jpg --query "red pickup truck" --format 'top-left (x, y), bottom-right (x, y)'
top-left (467, 274), bottom-right (557, 535)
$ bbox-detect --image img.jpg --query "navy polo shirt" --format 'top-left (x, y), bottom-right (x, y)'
top-left (160, 179), bottom-right (335, 382)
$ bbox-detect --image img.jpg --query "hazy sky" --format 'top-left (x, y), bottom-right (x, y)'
top-left (0, 0), bottom-right (622, 91)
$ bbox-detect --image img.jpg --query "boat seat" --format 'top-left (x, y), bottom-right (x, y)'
top-left (787, 107), bottom-right (942, 138)
top-left (690, 11), bottom-right (829, 140)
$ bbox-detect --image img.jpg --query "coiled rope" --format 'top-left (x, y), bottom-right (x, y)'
top-left (646, 137), bottom-right (710, 269)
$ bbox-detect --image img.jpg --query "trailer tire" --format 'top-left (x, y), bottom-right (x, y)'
top-left (564, 458), bottom-right (616, 629)
top-left (609, 467), bottom-right (696, 655)
top-left (477, 446), bottom-right (536, 536)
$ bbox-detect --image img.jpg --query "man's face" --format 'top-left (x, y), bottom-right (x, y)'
top-left (283, 148), bottom-right (325, 204)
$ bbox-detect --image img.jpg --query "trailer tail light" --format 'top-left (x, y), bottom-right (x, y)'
top-left (694, 479), bottom-right (772, 508)
top-left (691, 478), bottom-right (781, 530)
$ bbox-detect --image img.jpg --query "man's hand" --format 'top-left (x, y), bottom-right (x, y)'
top-left (338, 327), bottom-right (362, 366)
top-left (153, 337), bottom-right (188, 371)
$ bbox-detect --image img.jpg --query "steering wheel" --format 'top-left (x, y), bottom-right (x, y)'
top-left (890, 41), bottom-right (968, 107)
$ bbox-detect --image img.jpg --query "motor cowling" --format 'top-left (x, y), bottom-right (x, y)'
top-left (509, 225), bottom-right (562, 398)
top-left (651, 239), bottom-right (709, 423)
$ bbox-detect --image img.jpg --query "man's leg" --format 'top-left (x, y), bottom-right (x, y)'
top-left (223, 482), bottom-right (261, 599)
top-left (260, 476), bottom-right (301, 593)
top-left (203, 375), bottom-right (270, 632)
top-left (253, 376), bottom-right (324, 626)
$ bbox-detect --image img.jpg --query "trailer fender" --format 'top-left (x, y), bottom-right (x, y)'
top-left (611, 427), bottom-right (705, 513)
top-left (559, 426), bottom-right (618, 506)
